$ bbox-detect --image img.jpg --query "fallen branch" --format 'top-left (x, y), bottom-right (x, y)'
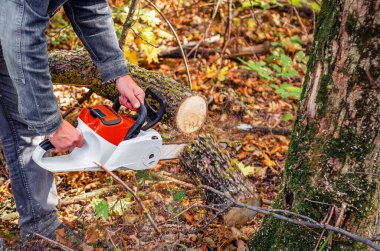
top-left (200, 185), bottom-right (380, 250)
top-left (235, 124), bottom-right (292, 136)
top-left (94, 161), bottom-right (160, 234)
top-left (34, 232), bottom-right (74, 251)
top-left (59, 185), bottom-right (122, 207)
top-left (159, 42), bottom-right (271, 59)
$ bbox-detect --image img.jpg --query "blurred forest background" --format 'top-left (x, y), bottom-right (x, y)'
top-left (1, 0), bottom-right (321, 250)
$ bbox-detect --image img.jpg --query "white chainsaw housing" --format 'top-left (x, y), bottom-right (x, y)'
top-left (32, 119), bottom-right (163, 172)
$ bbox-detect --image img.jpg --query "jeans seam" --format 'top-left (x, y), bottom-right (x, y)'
top-left (0, 98), bottom-right (38, 232)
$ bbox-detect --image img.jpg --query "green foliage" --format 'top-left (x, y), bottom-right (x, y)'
top-left (238, 59), bottom-right (273, 80)
top-left (173, 190), bottom-right (187, 202)
top-left (282, 113), bottom-right (293, 122)
top-left (135, 169), bottom-right (159, 182)
top-left (270, 83), bottom-right (302, 99)
top-left (239, 34), bottom-right (309, 100)
top-left (288, 0), bottom-right (321, 11)
top-left (109, 198), bottom-right (133, 216)
top-left (92, 198), bottom-right (110, 220)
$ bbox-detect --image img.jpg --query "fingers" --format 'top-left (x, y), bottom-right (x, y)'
top-left (120, 96), bottom-right (133, 110)
top-left (126, 91), bottom-right (140, 109)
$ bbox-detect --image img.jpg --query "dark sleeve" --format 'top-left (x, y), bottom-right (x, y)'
top-left (63, 0), bottom-right (130, 82)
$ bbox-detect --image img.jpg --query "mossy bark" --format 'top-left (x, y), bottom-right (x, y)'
top-left (180, 135), bottom-right (261, 227)
top-left (48, 50), bottom-right (207, 136)
top-left (249, 0), bottom-right (380, 250)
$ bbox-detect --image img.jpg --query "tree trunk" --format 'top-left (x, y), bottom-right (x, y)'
top-left (48, 50), bottom-right (207, 136)
top-left (249, 0), bottom-right (379, 250)
top-left (180, 135), bottom-right (261, 227)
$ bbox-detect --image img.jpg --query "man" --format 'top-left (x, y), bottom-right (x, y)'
top-left (0, 0), bottom-right (144, 239)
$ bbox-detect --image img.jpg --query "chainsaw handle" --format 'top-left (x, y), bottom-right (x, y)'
top-left (112, 86), bottom-right (167, 137)
top-left (39, 139), bottom-right (55, 151)
top-left (142, 86), bottom-right (167, 131)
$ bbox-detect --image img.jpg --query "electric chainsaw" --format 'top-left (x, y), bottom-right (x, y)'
top-left (32, 87), bottom-right (185, 172)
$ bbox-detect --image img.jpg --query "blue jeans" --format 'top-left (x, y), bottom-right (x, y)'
top-left (0, 45), bottom-right (61, 237)
top-left (0, 0), bottom-right (129, 237)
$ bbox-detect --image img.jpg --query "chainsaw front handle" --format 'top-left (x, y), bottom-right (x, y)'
top-left (112, 86), bottom-right (167, 138)
top-left (142, 86), bottom-right (167, 131)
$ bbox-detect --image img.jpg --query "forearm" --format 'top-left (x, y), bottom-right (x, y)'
top-left (63, 0), bottom-right (129, 82)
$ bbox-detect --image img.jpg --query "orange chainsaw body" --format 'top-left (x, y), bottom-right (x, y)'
top-left (79, 105), bottom-right (135, 146)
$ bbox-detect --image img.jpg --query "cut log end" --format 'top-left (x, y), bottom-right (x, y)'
top-left (175, 95), bottom-right (207, 134)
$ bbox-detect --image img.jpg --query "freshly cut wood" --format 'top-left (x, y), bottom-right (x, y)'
top-left (48, 50), bottom-right (207, 134)
top-left (179, 135), bottom-right (262, 227)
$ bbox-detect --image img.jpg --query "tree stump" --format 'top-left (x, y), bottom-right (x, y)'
top-left (180, 135), bottom-right (261, 227)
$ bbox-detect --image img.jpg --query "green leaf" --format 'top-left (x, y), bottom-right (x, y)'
top-left (110, 199), bottom-right (133, 216)
top-left (167, 204), bottom-right (174, 213)
top-left (282, 113), bottom-right (293, 122)
top-left (290, 35), bottom-right (302, 45)
top-left (173, 190), bottom-right (187, 202)
top-left (311, 2), bottom-right (321, 11)
top-left (92, 198), bottom-right (110, 220)
top-left (280, 54), bottom-right (292, 67)
top-left (296, 51), bottom-right (305, 62)
top-left (288, 0), bottom-right (301, 7)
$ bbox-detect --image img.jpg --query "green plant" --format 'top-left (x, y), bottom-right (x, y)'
top-left (92, 198), bottom-right (110, 220)
top-left (270, 83), bottom-right (302, 99)
top-left (238, 59), bottom-right (273, 80)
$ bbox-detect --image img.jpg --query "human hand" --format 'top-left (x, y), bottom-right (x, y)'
top-left (115, 74), bottom-right (145, 110)
top-left (48, 120), bottom-right (84, 152)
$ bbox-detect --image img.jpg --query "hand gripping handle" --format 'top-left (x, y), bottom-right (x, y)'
top-left (112, 86), bottom-right (167, 139)
top-left (112, 98), bottom-right (147, 140)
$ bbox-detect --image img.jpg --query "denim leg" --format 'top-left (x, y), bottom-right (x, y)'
top-left (0, 45), bottom-right (61, 237)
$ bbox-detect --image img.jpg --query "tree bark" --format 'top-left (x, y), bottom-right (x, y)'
top-left (180, 135), bottom-right (261, 227)
top-left (48, 50), bottom-right (207, 136)
top-left (249, 0), bottom-right (380, 250)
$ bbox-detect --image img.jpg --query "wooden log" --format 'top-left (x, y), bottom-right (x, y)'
top-left (159, 35), bottom-right (312, 59)
top-left (159, 42), bottom-right (271, 59)
top-left (48, 50), bottom-right (207, 135)
top-left (179, 135), bottom-right (262, 227)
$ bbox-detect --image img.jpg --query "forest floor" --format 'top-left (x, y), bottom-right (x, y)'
top-left (0, 0), bottom-right (315, 250)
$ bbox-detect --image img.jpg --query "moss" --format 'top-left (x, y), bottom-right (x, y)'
top-left (324, 131), bottom-right (371, 163)
top-left (51, 70), bottom-right (87, 86)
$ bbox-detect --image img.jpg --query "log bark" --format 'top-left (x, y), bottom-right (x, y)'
top-left (179, 135), bottom-right (261, 227)
top-left (249, 0), bottom-right (380, 249)
top-left (48, 50), bottom-right (207, 136)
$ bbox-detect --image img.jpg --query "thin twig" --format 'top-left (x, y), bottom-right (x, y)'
top-left (62, 89), bottom-right (93, 119)
top-left (144, 0), bottom-right (192, 89)
top-left (219, 0), bottom-right (232, 62)
top-left (186, 205), bottom-right (231, 234)
top-left (185, 0), bottom-right (223, 58)
top-left (34, 232), bottom-right (74, 251)
top-left (161, 203), bottom-right (221, 225)
top-left (119, 0), bottom-right (139, 50)
top-left (94, 161), bottom-right (160, 234)
top-left (200, 185), bottom-right (380, 250)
